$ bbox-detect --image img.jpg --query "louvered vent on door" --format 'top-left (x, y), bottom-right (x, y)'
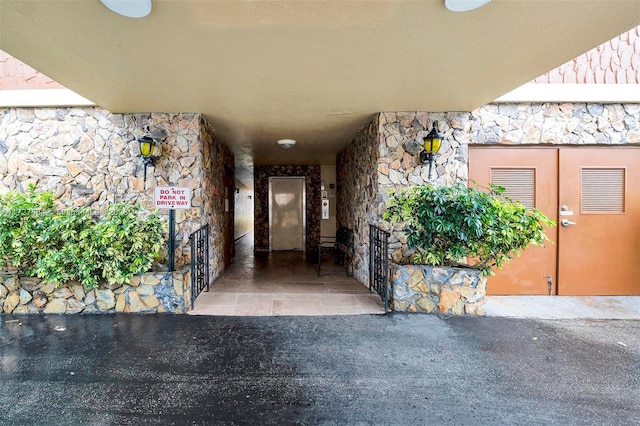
top-left (490, 168), bottom-right (535, 209)
top-left (581, 168), bottom-right (625, 213)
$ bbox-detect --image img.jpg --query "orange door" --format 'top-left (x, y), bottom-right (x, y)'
top-left (469, 148), bottom-right (558, 295)
top-left (557, 148), bottom-right (640, 295)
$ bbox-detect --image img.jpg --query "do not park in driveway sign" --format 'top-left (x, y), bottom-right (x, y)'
top-left (154, 186), bottom-right (191, 209)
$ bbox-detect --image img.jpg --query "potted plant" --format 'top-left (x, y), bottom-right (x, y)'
top-left (382, 182), bottom-right (555, 315)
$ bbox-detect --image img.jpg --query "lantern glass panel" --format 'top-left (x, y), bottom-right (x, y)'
top-left (139, 138), bottom-right (155, 158)
top-left (424, 137), bottom-right (441, 154)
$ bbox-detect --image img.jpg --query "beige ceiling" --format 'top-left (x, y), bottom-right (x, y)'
top-left (2, 0), bottom-right (640, 183)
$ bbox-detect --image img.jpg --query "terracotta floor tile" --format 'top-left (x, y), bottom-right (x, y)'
top-left (196, 293), bottom-right (238, 306)
top-left (272, 294), bottom-right (325, 301)
top-left (192, 233), bottom-right (385, 316)
top-left (272, 299), bottom-right (327, 316)
top-left (319, 294), bottom-right (360, 307)
top-left (189, 305), bottom-right (237, 316)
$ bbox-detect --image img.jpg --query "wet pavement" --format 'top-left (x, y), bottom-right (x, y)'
top-left (1, 313), bottom-right (639, 425)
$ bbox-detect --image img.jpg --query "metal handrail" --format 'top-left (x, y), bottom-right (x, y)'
top-left (369, 224), bottom-right (390, 312)
top-left (189, 224), bottom-right (209, 309)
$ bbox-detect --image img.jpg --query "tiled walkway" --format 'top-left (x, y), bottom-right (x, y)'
top-left (189, 234), bottom-right (386, 316)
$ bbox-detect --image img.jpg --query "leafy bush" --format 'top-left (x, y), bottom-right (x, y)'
top-left (0, 186), bottom-right (57, 272)
top-left (383, 183), bottom-right (555, 276)
top-left (0, 186), bottom-right (166, 289)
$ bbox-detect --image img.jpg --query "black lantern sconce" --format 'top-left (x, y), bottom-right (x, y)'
top-left (419, 121), bottom-right (443, 179)
top-left (137, 135), bottom-right (160, 183)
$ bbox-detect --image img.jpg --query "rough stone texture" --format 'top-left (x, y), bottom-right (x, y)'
top-left (337, 104), bottom-right (640, 285)
top-left (43, 298), bottom-right (66, 314)
top-left (390, 264), bottom-right (486, 316)
top-left (32, 294), bottom-right (48, 308)
top-left (2, 274), bottom-right (19, 292)
top-left (3, 291), bottom-right (19, 313)
top-left (253, 165), bottom-right (321, 253)
top-left (0, 107), bottom-right (230, 285)
top-left (128, 291), bottom-right (145, 312)
top-left (96, 289), bottom-right (115, 311)
top-left (66, 298), bottom-right (85, 314)
top-left (40, 283), bottom-right (56, 294)
top-left (18, 288), bottom-right (32, 305)
top-left (0, 270), bottom-right (190, 314)
top-left (336, 118), bottom-right (380, 285)
top-left (53, 287), bottom-right (73, 299)
top-left (195, 115), bottom-right (232, 282)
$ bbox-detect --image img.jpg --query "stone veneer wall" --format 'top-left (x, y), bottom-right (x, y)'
top-left (0, 107), bottom-right (232, 310)
top-left (390, 265), bottom-right (486, 316)
top-left (199, 115), bottom-right (233, 282)
top-left (1, 270), bottom-right (191, 314)
top-left (338, 103), bottom-right (640, 286)
top-left (336, 117), bottom-right (379, 285)
top-left (253, 165), bottom-right (321, 253)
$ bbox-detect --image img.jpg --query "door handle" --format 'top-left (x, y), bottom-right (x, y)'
top-left (561, 219), bottom-right (576, 227)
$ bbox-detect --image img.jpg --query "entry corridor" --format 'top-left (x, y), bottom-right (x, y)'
top-left (190, 233), bottom-right (386, 316)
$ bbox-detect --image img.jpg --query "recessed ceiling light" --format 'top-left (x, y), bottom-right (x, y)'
top-left (444, 0), bottom-right (491, 12)
top-left (101, 0), bottom-right (152, 18)
top-left (277, 139), bottom-right (297, 149)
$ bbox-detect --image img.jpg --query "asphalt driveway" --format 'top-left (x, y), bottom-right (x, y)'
top-left (0, 313), bottom-right (638, 425)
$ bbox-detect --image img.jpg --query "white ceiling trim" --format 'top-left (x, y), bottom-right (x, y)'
top-left (495, 83), bottom-right (640, 104)
top-left (0, 89), bottom-right (95, 108)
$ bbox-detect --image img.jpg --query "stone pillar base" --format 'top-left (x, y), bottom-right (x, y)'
top-left (0, 269), bottom-right (191, 315)
top-left (390, 264), bottom-right (486, 316)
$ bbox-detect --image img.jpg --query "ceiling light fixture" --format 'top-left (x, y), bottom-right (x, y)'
top-left (277, 139), bottom-right (297, 149)
top-left (444, 0), bottom-right (491, 12)
top-left (101, 0), bottom-right (152, 18)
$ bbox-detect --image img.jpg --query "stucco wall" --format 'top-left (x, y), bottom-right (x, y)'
top-left (234, 179), bottom-right (254, 240)
top-left (0, 107), bottom-right (230, 285)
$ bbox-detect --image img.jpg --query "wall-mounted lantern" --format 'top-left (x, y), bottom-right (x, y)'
top-left (419, 121), bottom-right (443, 179)
top-left (137, 135), bottom-right (160, 183)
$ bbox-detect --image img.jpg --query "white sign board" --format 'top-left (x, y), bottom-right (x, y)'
top-left (322, 199), bottom-right (330, 220)
top-left (154, 186), bottom-right (191, 209)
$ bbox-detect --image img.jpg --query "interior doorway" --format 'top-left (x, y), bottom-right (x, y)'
top-left (470, 146), bottom-right (640, 296)
top-left (269, 177), bottom-right (306, 251)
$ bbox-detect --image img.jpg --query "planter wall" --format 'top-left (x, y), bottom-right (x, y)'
top-left (0, 269), bottom-right (191, 314)
top-left (390, 264), bottom-right (486, 316)
top-left (0, 107), bottom-right (231, 286)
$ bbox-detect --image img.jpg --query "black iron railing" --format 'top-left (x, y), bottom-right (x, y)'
top-left (189, 224), bottom-right (209, 309)
top-left (369, 224), bottom-right (390, 312)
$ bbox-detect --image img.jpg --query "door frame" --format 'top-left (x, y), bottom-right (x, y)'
top-left (268, 176), bottom-right (306, 252)
top-left (469, 145), bottom-right (640, 296)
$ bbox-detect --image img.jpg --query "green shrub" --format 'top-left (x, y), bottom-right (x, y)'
top-left (383, 183), bottom-right (555, 276)
top-left (0, 185), bottom-right (57, 272)
top-left (0, 186), bottom-right (167, 289)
